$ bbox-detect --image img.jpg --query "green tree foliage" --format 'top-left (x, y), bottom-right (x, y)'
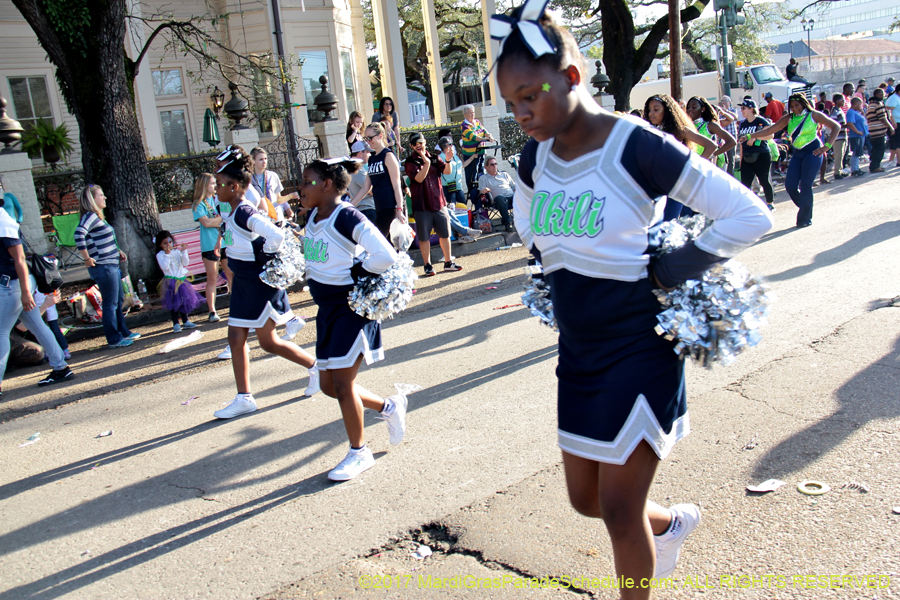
top-left (686, 3), bottom-right (787, 68)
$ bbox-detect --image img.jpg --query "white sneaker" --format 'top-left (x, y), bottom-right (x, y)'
top-left (217, 346), bottom-right (232, 360)
top-left (466, 228), bottom-right (482, 239)
top-left (304, 363), bottom-right (320, 396)
top-left (214, 394), bottom-right (258, 419)
top-left (280, 317), bottom-right (306, 341)
top-left (327, 446), bottom-right (376, 481)
top-left (379, 394), bottom-right (408, 445)
top-left (654, 504), bottom-right (701, 578)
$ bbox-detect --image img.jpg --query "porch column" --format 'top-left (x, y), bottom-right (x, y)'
top-left (481, 0), bottom-right (501, 110)
top-left (349, 0), bottom-right (375, 118)
top-left (421, 0), bottom-right (448, 124)
top-left (371, 0), bottom-right (410, 127)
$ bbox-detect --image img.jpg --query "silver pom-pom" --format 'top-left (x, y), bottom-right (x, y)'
top-left (348, 254), bottom-right (418, 321)
top-left (521, 264), bottom-right (558, 332)
top-left (260, 228), bottom-right (306, 289)
top-left (654, 215), bottom-right (773, 368)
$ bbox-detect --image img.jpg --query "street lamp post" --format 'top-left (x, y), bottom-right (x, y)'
top-left (789, 40), bottom-right (794, 59)
top-left (801, 19), bottom-right (815, 73)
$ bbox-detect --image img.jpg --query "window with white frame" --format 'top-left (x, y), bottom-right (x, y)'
top-left (252, 66), bottom-right (281, 136)
top-left (298, 51), bottom-right (329, 122)
top-left (340, 50), bottom-right (357, 116)
top-left (8, 76), bottom-right (53, 131)
top-left (152, 69), bottom-right (184, 97)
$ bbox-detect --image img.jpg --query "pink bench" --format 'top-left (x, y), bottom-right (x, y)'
top-left (171, 227), bottom-right (227, 292)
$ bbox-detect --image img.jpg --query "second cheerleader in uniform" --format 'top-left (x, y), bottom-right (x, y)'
top-left (212, 146), bottom-right (319, 419)
top-left (299, 157), bottom-right (408, 481)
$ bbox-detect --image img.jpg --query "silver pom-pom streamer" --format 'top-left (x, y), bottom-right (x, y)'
top-left (521, 264), bottom-right (558, 332)
top-left (348, 253), bottom-right (418, 321)
top-left (653, 215), bottom-right (773, 368)
top-left (260, 227), bottom-right (306, 289)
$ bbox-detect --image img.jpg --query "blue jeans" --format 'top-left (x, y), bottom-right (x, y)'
top-left (849, 137), bottom-right (863, 172)
top-left (0, 275), bottom-right (67, 385)
top-left (88, 263), bottom-right (132, 345)
top-left (786, 142), bottom-right (823, 227)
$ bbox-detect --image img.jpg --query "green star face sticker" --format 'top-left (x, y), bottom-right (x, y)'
top-left (542, 83), bottom-right (551, 92)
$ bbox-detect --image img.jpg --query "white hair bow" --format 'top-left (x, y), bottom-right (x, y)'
top-left (489, 0), bottom-right (556, 59)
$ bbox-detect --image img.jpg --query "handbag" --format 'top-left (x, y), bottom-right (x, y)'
top-left (22, 236), bottom-right (63, 294)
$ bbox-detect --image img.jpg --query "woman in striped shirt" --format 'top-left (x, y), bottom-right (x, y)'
top-left (74, 186), bottom-right (140, 348)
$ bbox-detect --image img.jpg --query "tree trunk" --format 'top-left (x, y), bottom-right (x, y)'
top-left (600, 0), bottom-right (712, 112)
top-left (13, 0), bottom-right (161, 281)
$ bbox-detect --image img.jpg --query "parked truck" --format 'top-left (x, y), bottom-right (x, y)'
top-left (629, 64), bottom-right (810, 110)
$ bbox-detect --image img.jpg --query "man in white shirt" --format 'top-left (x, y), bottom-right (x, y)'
top-left (478, 158), bottom-right (515, 232)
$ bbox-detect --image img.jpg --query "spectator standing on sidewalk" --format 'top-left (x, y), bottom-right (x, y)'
top-left (846, 97), bottom-right (868, 177)
top-left (478, 157), bottom-right (516, 232)
top-left (460, 104), bottom-right (497, 206)
top-left (865, 88), bottom-right (895, 173)
top-left (403, 132), bottom-right (463, 277)
top-left (74, 185), bottom-right (140, 349)
top-left (884, 88), bottom-right (900, 168)
top-left (828, 95), bottom-right (849, 180)
top-left (764, 92), bottom-right (785, 122)
top-left (347, 140), bottom-right (377, 223)
top-left (717, 96), bottom-right (740, 175)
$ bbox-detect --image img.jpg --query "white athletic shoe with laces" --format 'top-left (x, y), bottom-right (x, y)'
top-left (214, 394), bottom-right (258, 419)
top-left (280, 317), bottom-right (306, 341)
top-left (654, 503), bottom-right (701, 579)
top-left (327, 446), bottom-right (376, 481)
top-left (304, 364), bottom-right (320, 396)
top-left (217, 346), bottom-right (232, 360)
top-left (379, 394), bottom-right (408, 445)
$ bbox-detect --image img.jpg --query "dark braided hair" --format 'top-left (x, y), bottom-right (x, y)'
top-left (307, 158), bottom-right (362, 193)
top-left (216, 146), bottom-right (253, 189)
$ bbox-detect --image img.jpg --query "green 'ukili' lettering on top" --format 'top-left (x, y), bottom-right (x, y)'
top-left (304, 238), bottom-right (329, 263)
top-left (530, 190), bottom-right (604, 237)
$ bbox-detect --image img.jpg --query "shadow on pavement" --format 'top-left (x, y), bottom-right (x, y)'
top-left (764, 219), bottom-right (900, 283)
top-left (750, 331), bottom-right (900, 480)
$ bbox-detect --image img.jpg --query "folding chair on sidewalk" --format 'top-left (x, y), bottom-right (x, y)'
top-left (49, 213), bottom-right (83, 270)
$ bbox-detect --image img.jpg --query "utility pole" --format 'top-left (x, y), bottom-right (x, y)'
top-left (669, 0), bottom-right (683, 101)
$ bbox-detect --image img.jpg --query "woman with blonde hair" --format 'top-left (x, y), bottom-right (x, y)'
top-left (249, 147), bottom-right (298, 224)
top-left (191, 172), bottom-right (225, 322)
top-left (73, 185), bottom-right (139, 348)
top-left (349, 121), bottom-right (407, 239)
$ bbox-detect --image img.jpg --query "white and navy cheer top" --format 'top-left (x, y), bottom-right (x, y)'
top-left (514, 116), bottom-right (773, 287)
top-left (220, 198), bottom-right (284, 263)
top-left (303, 202), bottom-right (397, 291)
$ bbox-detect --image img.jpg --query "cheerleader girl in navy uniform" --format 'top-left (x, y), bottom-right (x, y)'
top-left (493, 2), bottom-right (773, 597)
top-left (212, 147), bottom-right (319, 419)
top-left (299, 157), bottom-right (408, 482)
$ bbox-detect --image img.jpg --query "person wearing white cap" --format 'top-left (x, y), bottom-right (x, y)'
top-left (347, 140), bottom-right (377, 224)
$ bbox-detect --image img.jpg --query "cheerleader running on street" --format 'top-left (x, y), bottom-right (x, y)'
top-left (213, 147), bottom-right (319, 419)
top-left (299, 157), bottom-right (408, 481)
top-left (493, 2), bottom-right (773, 597)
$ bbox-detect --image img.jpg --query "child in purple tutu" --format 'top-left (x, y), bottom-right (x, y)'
top-left (155, 230), bottom-right (203, 332)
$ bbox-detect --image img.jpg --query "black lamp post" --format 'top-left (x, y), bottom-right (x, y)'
top-left (0, 96), bottom-right (24, 154)
top-left (801, 19), bottom-right (815, 72)
top-left (210, 86), bottom-right (225, 119)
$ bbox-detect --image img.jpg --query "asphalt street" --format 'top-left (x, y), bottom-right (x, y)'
top-left (1, 166), bottom-right (899, 600)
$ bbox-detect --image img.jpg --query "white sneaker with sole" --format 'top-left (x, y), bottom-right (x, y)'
top-left (328, 446), bottom-right (376, 481)
top-left (466, 228), bottom-right (482, 239)
top-left (379, 394), bottom-right (408, 445)
top-left (214, 394), bottom-right (258, 419)
top-left (304, 363), bottom-right (320, 396)
top-left (280, 317), bottom-right (306, 341)
top-left (217, 346), bottom-right (232, 360)
top-left (654, 503), bottom-right (701, 578)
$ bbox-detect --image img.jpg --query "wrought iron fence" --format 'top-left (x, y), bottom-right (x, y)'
top-left (33, 168), bottom-right (86, 217)
top-left (147, 151), bottom-right (218, 212)
top-left (263, 128), bottom-right (322, 188)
